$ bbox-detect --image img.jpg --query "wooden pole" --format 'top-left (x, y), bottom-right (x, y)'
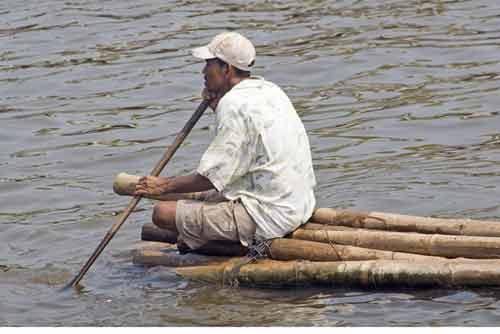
top-left (65, 99), bottom-right (210, 288)
top-left (115, 185), bottom-right (500, 238)
top-left (312, 208), bottom-right (500, 237)
top-left (112, 172), bottom-right (141, 196)
top-left (176, 258), bottom-right (500, 288)
top-left (142, 223), bottom-right (178, 244)
top-left (113, 172), bottom-right (207, 201)
top-left (135, 228), bottom-right (500, 264)
top-left (291, 228), bottom-right (500, 259)
top-left (133, 241), bottom-right (230, 267)
top-left (268, 238), bottom-right (450, 262)
top-left (301, 222), bottom-right (357, 232)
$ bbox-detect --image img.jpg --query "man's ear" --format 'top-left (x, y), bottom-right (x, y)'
top-left (221, 64), bottom-right (232, 81)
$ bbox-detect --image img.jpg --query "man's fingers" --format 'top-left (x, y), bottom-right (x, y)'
top-left (134, 176), bottom-right (157, 196)
top-left (133, 186), bottom-right (143, 195)
top-left (134, 183), bottom-right (148, 195)
top-left (139, 176), bottom-right (155, 186)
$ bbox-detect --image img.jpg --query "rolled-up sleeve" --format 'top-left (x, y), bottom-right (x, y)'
top-left (197, 110), bottom-right (251, 191)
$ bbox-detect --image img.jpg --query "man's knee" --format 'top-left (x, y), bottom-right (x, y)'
top-left (152, 201), bottom-right (177, 232)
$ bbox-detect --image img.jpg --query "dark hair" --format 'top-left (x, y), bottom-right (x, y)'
top-left (215, 58), bottom-right (251, 77)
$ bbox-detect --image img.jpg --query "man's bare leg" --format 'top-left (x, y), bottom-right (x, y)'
top-left (152, 200), bottom-right (248, 256)
top-left (152, 201), bottom-right (195, 253)
top-left (152, 201), bottom-right (178, 235)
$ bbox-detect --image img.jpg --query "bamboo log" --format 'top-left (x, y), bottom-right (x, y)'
top-left (115, 174), bottom-right (500, 238)
top-left (301, 222), bottom-right (357, 232)
top-left (135, 237), bottom-right (500, 266)
top-left (133, 241), bottom-right (231, 267)
top-left (268, 238), bottom-right (457, 262)
top-left (291, 229), bottom-right (500, 259)
top-left (113, 172), bottom-right (206, 201)
top-left (142, 223), bottom-right (178, 244)
top-left (312, 208), bottom-right (500, 237)
top-left (136, 237), bottom-right (500, 265)
top-left (113, 172), bottom-right (140, 196)
top-left (142, 221), bottom-right (500, 261)
top-left (176, 259), bottom-right (500, 288)
top-left (118, 173), bottom-right (500, 238)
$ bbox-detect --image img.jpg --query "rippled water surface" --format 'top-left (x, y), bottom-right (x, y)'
top-left (2, 0), bottom-right (500, 326)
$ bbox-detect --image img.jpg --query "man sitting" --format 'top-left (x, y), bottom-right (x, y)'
top-left (134, 32), bottom-right (316, 255)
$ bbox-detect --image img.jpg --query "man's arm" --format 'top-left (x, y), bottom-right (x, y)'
top-left (133, 173), bottom-right (215, 197)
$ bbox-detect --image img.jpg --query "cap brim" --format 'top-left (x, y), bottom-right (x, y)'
top-left (191, 46), bottom-right (215, 60)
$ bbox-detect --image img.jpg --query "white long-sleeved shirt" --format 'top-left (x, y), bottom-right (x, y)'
top-left (197, 77), bottom-right (316, 241)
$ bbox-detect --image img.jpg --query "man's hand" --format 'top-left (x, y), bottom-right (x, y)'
top-left (202, 88), bottom-right (223, 111)
top-left (133, 176), bottom-right (170, 197)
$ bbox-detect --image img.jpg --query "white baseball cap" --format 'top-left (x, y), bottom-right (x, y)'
top-left (192, 31), bottom-right (256, 72)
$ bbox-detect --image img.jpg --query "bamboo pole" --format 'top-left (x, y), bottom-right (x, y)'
top-left (142, 223), bottom-right (178, 244)
top-left (268, 238), bottom-right (458, 262)
top-left (312, 208), bottom-right (500, 237)
top-left (113, 172), bottom-right (207, 201)
top-left (115, 176), bottom-right (500, 238)
top-left (113, 172), bottom-right (141, 196)
top-left (141, 222), bottom-right (500, 261)
top-left (301, 222), bottom-right (358, 232)
top-left (118, 175), bottom-right (500, 237)
top-left (66, 100), bottom-right (210, 288)
top-left (141, 223), bottom-right (500, 261)
top-left (291, 228), bottom-right (500, 259)
top-left (133, 241), bottom-right (230, 267)
top-left (135, 235), bottom-right (500, 265)
top-left (176, 258), bottom-right (500, 288)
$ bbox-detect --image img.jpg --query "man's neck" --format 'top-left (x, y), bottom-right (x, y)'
top-left (218, 75), bottom-right (249, 98)
top-left (228, 75), bottom-right (249, 90)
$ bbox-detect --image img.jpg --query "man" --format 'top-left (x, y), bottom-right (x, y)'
top-left (134, 31), bottom-right (316, 255)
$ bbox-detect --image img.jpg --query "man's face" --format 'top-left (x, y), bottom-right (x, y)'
top-left (203, 59), bottom-right (228, 93)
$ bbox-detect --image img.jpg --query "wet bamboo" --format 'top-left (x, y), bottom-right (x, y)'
top-left (114, 178), bottom-right (500, 239)
top-left (141, 222), bottom-right (353, 256)
top-left (113, 172), bottom-right (207, 201)
top-left (117, 177), bottom-right (500, 238)
top-left (268, 238), bottom-right (457, 262)
top-left (291, 228), bottom-right (500, 259)
top-left (176, 259), bottom-right (500, 288)
top-left (301, 222), bottom-right (358, 232)
top-left (312, 208), bottom-right (500, 237)
top-left (133, 241), bottom-right (230, 267)
top-left (136, 231), bottom-right (500, 264)
top-left (141, 219), bottom-right (500, 261)
top-left (112, 172), bottom-right (140, 196)
top-left (142, 223), bottom-right (178, 244)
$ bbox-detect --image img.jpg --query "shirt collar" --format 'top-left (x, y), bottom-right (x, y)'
top-left (232, 76), bottom-right (265, 90)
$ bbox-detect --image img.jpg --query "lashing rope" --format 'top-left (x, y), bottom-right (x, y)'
top-left (223, 239), bottom-right (273, 288)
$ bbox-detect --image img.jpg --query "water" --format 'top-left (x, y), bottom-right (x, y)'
top-left (2, 0), bottom-right (500, 326)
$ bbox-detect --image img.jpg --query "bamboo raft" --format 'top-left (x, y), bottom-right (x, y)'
top-left (116, 173), bottom-right (500, 288)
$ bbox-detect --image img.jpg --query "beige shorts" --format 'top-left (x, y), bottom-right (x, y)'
top-left (175, 190), bottom-right (257, 250)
